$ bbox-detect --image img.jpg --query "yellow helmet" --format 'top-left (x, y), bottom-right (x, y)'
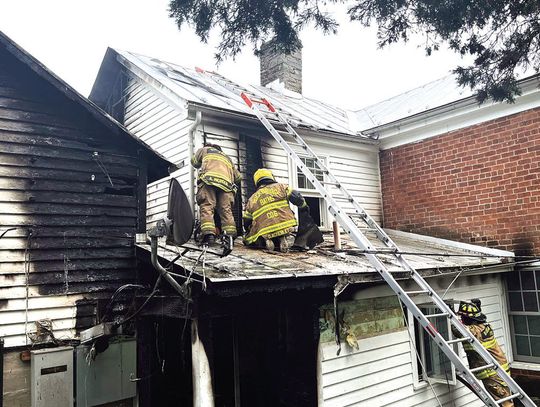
top-left (253, 168), bottom-right (275, 186)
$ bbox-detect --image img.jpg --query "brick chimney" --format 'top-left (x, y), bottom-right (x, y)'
top-left (259, 40), bottom-right (302, 94)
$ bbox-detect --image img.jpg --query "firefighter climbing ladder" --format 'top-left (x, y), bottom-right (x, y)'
top-left (237, 92), bottom-right (535, 407)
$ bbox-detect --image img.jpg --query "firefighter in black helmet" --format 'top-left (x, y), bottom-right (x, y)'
top-left (452, 299), bottom-right (514, 407)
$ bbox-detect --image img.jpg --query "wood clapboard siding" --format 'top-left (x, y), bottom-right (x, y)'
top-left (122, 75), bottom-right (192, 228)
top-left (321, 275), bottom-right (507, 406)
top-left (0, 55), bottom-right (142, 347)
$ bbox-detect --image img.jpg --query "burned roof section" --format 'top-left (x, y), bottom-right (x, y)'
top-left (137, 229), bottom-right (514, 295)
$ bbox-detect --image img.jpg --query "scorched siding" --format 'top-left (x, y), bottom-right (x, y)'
top-left (0, 51), bottom-right (143, 347)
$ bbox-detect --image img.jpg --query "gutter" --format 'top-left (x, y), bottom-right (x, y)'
top-left (188, 111), bottom-right (202, 212)
top-left (187, 102), bottom-right (378, 145)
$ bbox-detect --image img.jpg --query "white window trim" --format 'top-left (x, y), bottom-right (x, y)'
top-left (288, 154), bottom-right (330, 229)
top-left (407, 306), bottom-right (458, 390)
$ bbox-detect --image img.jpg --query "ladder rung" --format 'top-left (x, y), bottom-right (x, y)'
top-left (470, 364), bottom-right (494, 373)
top-left (425, 312), bottom-right (449, 319)
top-left (335, 197), bottom-right (354, 203)
top-left (497, 393), bottom-right (521, 404)
top-left (346, 212), bottom-right (367, 219)
top-left (288, 142), bottom-right (307, 148)
top-left (321, 181), bottom-right (341, 187)
top-left (356, 227), bottom-right (379, 233)
top-left (405, 290), bottom-right (430, 295)
top-left (447, 337), bottom-right (470, 345)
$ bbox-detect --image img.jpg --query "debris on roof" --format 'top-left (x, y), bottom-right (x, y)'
top-left (137, 229), bottom-right (513, 286)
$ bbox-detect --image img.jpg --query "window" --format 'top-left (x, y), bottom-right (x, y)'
top-left (507, 270), bottom-right (540, 362)
top-left (408, 305), bottom-right (457, 387)
top-left (294, 156), bottom-right (328, 228)
top-left (297, 157), bottom-right (324, 190)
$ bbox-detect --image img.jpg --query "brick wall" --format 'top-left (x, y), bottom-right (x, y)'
top-left (380, 107), bottom-right (540, 255)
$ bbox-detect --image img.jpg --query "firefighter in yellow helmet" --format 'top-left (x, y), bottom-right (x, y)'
top-left (243, 168), bottom-right (308, 252)
top-left (451, 299), bottom-right (514, 407)
top-left (191, 143), bottom-right (242, 244)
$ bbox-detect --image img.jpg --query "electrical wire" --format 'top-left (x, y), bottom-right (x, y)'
top-left (100, 284), bottom-right (148, 323)
top-left (0, 227), bottom-right (16, 239)
top-left (116, 276), bottom-right (162, 325)
top-left (92, 152), bottom-right (114, 186)
top-left (24, 232), bottom-right (32, 345)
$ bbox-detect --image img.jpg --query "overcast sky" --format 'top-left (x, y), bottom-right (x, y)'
top-left (0, 0), bottom-right (469, 110)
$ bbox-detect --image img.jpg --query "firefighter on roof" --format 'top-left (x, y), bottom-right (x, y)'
top-left (243, 168), bottom-right (308, 252)
top-left (452, 299), bottom-right (514, 407)
top-left (191, 143), bottom-right (241, 244)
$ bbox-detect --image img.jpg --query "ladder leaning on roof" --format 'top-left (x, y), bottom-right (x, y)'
top-left (239, 92), bottom-right (535, 407)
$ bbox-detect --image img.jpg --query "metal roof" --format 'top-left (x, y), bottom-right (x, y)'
top-left (94, 49), bottom-right (540, 138)
top-left (354, 75), bottom-right (473, 130)
top-left (137, 229), bottom-right (513, 286)
top-left (108, 49), bottom-right (370, 138)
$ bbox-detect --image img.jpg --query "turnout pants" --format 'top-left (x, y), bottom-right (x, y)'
top-left (196, 182), bottom-right (237, 237)
top-left (484, 376), bottom-right (514, 407)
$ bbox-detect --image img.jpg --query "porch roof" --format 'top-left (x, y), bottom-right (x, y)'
top-left (136, 229), bottom-right (514, 286)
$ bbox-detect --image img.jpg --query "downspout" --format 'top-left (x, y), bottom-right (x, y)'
top-left (188, 110), bottom-right (202, 213)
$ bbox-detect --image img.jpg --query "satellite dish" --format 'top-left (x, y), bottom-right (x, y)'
top-left (166, 178), bottom-right (194, 245)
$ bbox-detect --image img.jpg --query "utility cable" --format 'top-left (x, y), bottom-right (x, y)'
top-left (0, 227), bottom-right (16, 239)
top-left (117, 276), bottom-right (162, 325)
top-left (92, 152), bottom-right (114, 186)
top-left (100, 284), bottom-right (148, 323)
top-left (24, 232), bottom-right (32, 345)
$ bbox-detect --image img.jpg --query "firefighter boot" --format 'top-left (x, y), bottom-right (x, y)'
top-left (277, 236), bottom-right (289, 253)
top-left (264, 238), bottom-right (275, 251)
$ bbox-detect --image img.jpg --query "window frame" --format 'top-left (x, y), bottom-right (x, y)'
top-left (408, 304), bottom-right (458, 389)
top-left (507, 269), bottom-right (540, 363)
top-left (290, 155), bottom-right (329, 228)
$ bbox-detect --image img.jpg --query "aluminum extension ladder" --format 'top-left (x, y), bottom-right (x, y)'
top-left (238, 92), bottom-right (535, 407)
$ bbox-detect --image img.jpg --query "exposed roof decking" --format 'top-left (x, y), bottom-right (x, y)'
top-left (137, 229), bottom-right (513, 284)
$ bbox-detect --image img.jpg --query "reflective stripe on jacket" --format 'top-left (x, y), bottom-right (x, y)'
top-left (191, 146), bottom-right (241, 192)
top-left (460, 323), bottom-right (511, 380)
top-left (243, 183), bottom-right (297, 244)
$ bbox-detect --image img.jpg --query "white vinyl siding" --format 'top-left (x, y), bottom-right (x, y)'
top-left (320, 273), bottom-right (509, 406)
top-left (288, 137), bottom-right (382, 224)
top-left (122, 75), bottom-right (192, 228)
